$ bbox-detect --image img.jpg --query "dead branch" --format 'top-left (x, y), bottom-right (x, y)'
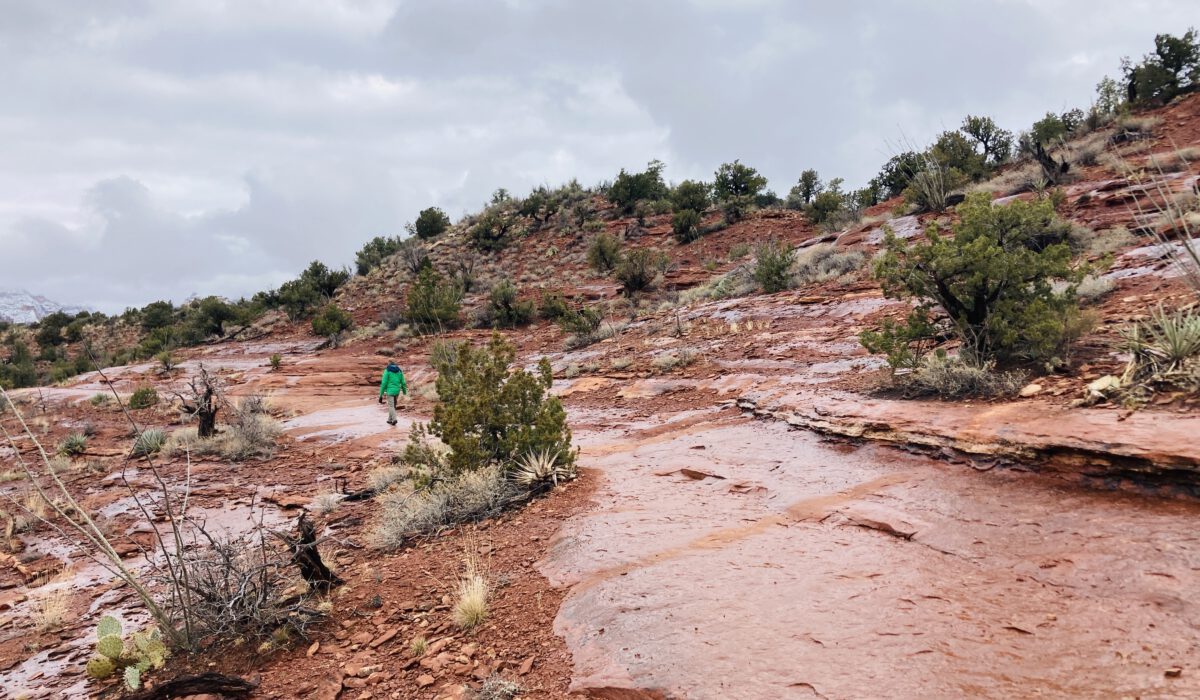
top-left (121, 672), bottom-right (257, 699)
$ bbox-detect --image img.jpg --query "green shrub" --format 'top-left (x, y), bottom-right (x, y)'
top-left (0, 340), bottom-right (38, 389)
top-left (671, 180), bottom-right (711, 213)
top-left (407, 266), bottom-right (462, 332)
top-left (411, 206), bottom-right (451, 240)
top-left (860, 308), bottom-right (941, 370)
top-left (90, 393), bottom-right (111, 407)
top-left (808, 178), bottom-right (851, 223)
top-left (140, 301), bottom-right (176, 332)
top-left (557, 305), bottom-right (604, 339)
top-left (36, 311), bottom-right (71, 347)
top-left (672, 209), bottom-right (704, 243)
top-left (608, 160), bottom-right (668, 214)
top-left (1028, 111), bottom-right (1070, 146)
top-left (587, 232), bottom-right (622, 272)
top-left (269, 354), bottom-right (282, 371)
top-left (469, 211), bottom-right (520, 251)
top-left (614, 248), bottom-right (668, 295)
top-left (413, 334), bottom-right (575, 477)
top-left (128, 387), bottom-right (158, 410)
top-left (155, 351), bottom-right (175, 371)
top-left (299, 260), bottom-right (350, 299)
top-left (930, 130), bottom-right (987, 181)
top-left (311, 304), bottom-right (353, 346)
top-left (355, 235), bottom-right (403, 275)
top-left (752, 240), bottom-right (795, 293)
top-left (276, 279), bottom-right (322, 321)
top-left (182, 296), bottom-right (238, 339)
top-left (537, 291), bottom-right (571, 321)
top-left (486, 281), bottom-right (536, 328)
top-left (865, 192), bottom-right (1084, 364)
top-left (517, 187), bottom-right (559, 230)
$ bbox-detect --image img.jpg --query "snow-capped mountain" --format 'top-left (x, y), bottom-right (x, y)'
top-left (0, 290), bottom-right (90, 324)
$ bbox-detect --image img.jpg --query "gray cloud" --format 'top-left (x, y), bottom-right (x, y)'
top-left (0, 0), bottom-right (1194, 312)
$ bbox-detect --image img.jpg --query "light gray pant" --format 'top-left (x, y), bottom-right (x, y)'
top-left (386, 395), bottom-right (397, 422)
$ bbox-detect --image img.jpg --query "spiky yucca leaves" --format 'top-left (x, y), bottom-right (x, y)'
top-left (1141, 306), bottom-right (1200, 368)
top-left (131, 429), bottom-right (166, 457)
top-left (510, 449), bottom-right (575, 488)
top-left (57, 433), bottom-right (88, 457)
top-left (1122, 305), bottom-right (1200, 380)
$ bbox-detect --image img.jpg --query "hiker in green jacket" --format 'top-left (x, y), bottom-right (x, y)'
top-left (378, 361), bottom-right (408, 426)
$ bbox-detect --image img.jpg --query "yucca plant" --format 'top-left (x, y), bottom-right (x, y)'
top-left (58, 433), bottom-right (88, 457)
top-left (131, 429), bottom-right (166, 458)
top-left (1127, 305), bottom-right (1200, 370)
top-left (510, 449), bottom-right (575, 488)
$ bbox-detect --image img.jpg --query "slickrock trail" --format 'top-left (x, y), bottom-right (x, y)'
top-left (547, 409), bottom-right (1200, 699)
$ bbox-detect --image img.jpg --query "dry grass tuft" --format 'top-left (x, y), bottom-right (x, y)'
top-left (409, 635), bottom-right (429, 657)
top-left (453, 546), bottom-right (489, 631)
top-left (310, 492), bottom-right (343, 515)
top-left (474, 677), bottom-right (522, 700)
top-left (1147, 147), bottom-right (1200, 173)
top-left (32, 586), bottom-right (71, 632)
top-left (366, 466), bottom-right (407, 493)
top-left (651, 348), bottom-right (699, 372)
top-left (792, 244), bottom-right (866, 286)
top-left (896, 354), bottom-right (1026, 399)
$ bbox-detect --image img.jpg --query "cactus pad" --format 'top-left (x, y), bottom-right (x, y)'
top-left (96, 615), bottom-right (121, 639)
top-left (85, 656), bottom-right (115, 679)
top-left (97, 634), bottom-right (124, 659)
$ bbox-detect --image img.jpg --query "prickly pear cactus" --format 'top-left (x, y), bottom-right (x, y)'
top-left (97, 634), bottom-right (124, 660)
top-left (96, 615), bottom-right (121, 639)
top-left (123, 665), bottom-right (141, 691)
top-left (131, 629), bottom-right (169, 669)
top-left (85, 656), bottom-right (115, 680)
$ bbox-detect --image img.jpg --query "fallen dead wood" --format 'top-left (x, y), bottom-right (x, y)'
top-left (122, 672), bottom-right (257, 699)
top-left (273, 513), bottom-right (343, 589)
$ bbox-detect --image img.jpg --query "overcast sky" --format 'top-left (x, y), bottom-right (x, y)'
top-left (1, 0), bottom-right (1195, 313)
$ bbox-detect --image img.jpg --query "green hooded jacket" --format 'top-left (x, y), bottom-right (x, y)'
top-left (379, 363), bottom-right (407, 397)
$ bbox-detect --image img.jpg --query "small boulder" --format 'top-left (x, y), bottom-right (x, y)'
top-left (1018, 383), bottom-right (1043, 398)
